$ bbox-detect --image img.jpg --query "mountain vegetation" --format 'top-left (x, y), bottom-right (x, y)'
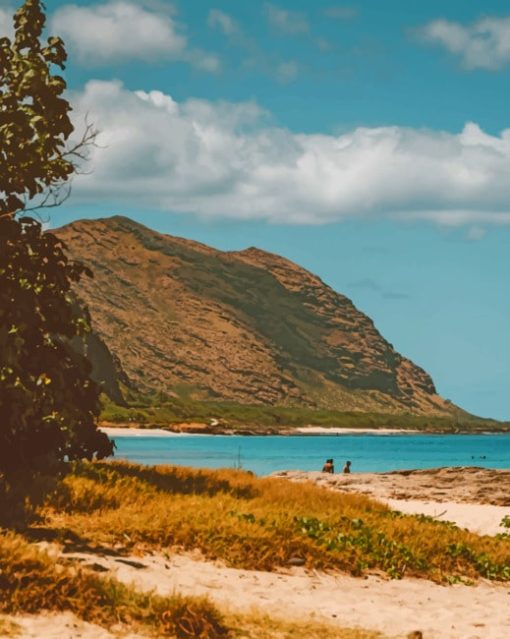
top-left (57, 215), bottom-right (459, 421)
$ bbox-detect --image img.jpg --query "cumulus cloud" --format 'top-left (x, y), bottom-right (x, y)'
top-left (51, 1), bottom-right (219, 71)
top-left (69, 80), bottom-right (510, 226)
top-left (418, 16), bottom-right (510, 70)
top-left (265, 3), bottom-right (309, 35)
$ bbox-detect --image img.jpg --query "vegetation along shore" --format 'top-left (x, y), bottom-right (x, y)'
top-left (2, 461), bottom-right (509, 638)
top-left (99, 398), bottom-right (510, 434)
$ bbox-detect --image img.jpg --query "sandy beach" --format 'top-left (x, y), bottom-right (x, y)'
top-left (14, 544), bottom-right (507, 639)
top-left (100, 425), bottom-right (424, 437)
top-left (7, 466), bottom-right (510, 638)
top-left (0, 611), bottom-right (146, 639)
top-left (99, 426), bottom-right (195, 437)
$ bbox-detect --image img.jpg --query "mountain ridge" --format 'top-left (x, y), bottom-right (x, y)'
top-left (56, 215), bottom-right (455, 416)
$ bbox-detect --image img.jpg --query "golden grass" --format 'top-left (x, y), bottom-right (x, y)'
top-left (41, 461), bottom-right (510, 582)
top-left (0, 531), bottom-right (229, 638)
top-left (0, 528), bottom-right (390, 639)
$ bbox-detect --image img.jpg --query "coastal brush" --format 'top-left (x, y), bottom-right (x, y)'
top-left (42, 461), bottom-right (510, 583)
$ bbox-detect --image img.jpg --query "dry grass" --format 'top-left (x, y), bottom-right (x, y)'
top-left (0, 615), bottom-right (20, 637)
top-left (227, 612), bottom-right (386, 639)
top-left (0, 527), bottom-right (389, 639)
top-left (41, 461), bottom-right (510, 582)
top-left (0, 531), bottom-right (229, 638)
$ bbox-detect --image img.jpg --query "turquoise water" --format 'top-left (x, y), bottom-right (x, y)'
top-left (110, 433), bottom-right (510, 476)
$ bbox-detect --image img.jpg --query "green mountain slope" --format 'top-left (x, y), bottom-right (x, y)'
top-left (56, 215), bottom-right (456, 416)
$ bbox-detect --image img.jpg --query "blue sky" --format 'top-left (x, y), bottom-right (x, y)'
top-left (2, 0), bottom-right (509, 418)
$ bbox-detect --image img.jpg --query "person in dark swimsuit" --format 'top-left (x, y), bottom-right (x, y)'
top-left (322, 458), bottom-right (334, 473)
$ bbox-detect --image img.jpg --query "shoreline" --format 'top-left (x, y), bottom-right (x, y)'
top-left (100, 426), bottom-right (203, 437)
top-left (99, 425), bottom-right (423, 437)
top-left (100, 424), bottom-right (510, 437)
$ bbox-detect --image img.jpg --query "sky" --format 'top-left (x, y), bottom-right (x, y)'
top-left (2, 0), bottom-right (509, 419)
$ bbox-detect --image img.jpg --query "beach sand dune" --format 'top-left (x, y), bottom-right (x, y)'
top-left (0, 610), bottom-right (146, 639)
top-left (38, 548), bottom-right (510, 639)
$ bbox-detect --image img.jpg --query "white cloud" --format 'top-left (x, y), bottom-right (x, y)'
top-left (265, 3), bottom-right (309, 35)
top-left (419, 16), bottom-right (510, 70)
top-left (185, 49), bottom-right (221, 73)
top-left (51, 1), bottom-right (219, 71)
top-left (69, 80), bottom-right (510, 226)
top-left (208, 9), bottom-right (239, 36)
top-left (206, 8), bottom-right (298, 83)
top-left (275, 60), bottom-right (299, 83)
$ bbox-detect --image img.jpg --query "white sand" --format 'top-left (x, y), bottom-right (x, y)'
top-left (4, 611), bottom-right (146, 639)
top-left (100, 425), bottom-right (419, 437)
top-left (11, 465), bottom-right (509, 638)
top-left (100, 426), bottom-right (198, 437)
top-left (58, 550), bottom-right (510, 639)
top-left (382, 498), bottom-right (509, 536)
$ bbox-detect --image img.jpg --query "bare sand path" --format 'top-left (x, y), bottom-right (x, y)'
top-left (1, 611), bottom-right (147, 639)
top-left (52, 549), bottom-right (510, 639)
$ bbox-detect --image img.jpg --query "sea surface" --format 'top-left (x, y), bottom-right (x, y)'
top-left (110, 433), bottom-right (510, 476)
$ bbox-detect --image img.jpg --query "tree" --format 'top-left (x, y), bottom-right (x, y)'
top-left (0, 1), bottom-right (113, 476)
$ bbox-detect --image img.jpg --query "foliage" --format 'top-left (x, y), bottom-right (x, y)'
top-left (100, 394), bottom-right (510, 433)
top-left (0, 0), bottom-right (84, 215)
top-left (0, 2), bottom-right (112, 476)
top-left (42, 461), bottom-right (510, 583)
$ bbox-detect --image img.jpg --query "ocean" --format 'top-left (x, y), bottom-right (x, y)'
top-left (109, 432), bottom-right (510, 476)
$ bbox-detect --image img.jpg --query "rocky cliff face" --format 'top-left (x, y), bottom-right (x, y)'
top-left (56, 216), bottom-right (452, 415)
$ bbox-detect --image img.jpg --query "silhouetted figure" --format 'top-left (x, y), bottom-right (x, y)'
top-left (343, 460), bottom-right (351, 474)
top-left (322, 458), bottom-right (334, 473)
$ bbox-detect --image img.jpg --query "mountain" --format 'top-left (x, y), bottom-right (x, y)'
top-left (55, 216), bottom-right (454, 416)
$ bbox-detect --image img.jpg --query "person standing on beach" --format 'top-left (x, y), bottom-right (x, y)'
top-left (322, 458), bottom-right (334, 473)
top-left (343, 460), bottom-right (351, 473)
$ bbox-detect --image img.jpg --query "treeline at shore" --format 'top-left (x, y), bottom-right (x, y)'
top-left (101, 395), bottom-right (510, 433)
